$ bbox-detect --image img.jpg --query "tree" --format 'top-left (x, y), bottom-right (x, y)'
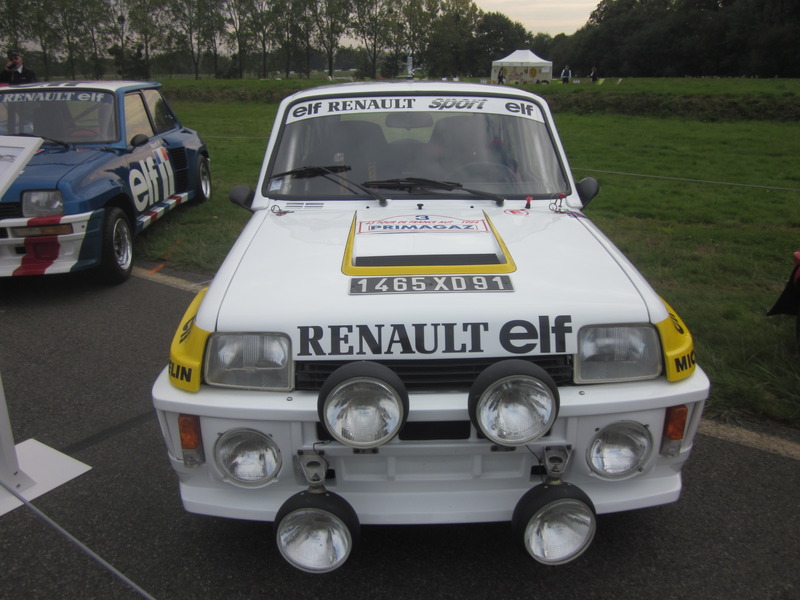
top-left (398, 0), bottom-right (440, 72)
top-left (470, 12), bottom-right (534, 77)
top-left (53, 0), bottom-right (88, 79)
top-left (293, 0), bottom-right (316, 78)
top-left (351, 0), bottom-right (396, 79)
top-left (312, 0), bottom-right (351, 78)
top-left (169, 0), bottom-right (219, 79)
top-left (129, 0), bottom-right (169, 79)
top-left (421, 0), bottom-right (480, 77)
top-left (28, 0), bottom-right (62, 80)
top-left (108, 0), bottom-right (131, 77)
top-left (221, 0), bottom-right (253, 78)
top-left (250, 0), bottom-right (277, 78)
top-left (1, 0), bottom-right (29, 53)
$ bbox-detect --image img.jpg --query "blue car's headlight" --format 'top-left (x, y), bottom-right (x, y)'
top-left (22, 190), bottom-right (64, 217)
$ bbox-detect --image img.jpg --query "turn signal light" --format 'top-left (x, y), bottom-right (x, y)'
top-left (663, 405), bottom-right (688, 441)
top-left (11, 224), bottom-right (73, 237)
top-left (178, 414), bottom-right (202, 449)
top-left (178, 414), bottom-right (205, 467)
top-left (660, 405), bottom-right (688, 458)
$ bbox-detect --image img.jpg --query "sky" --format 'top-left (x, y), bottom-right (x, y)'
top-left (473, 0), bottom-right (598, 36)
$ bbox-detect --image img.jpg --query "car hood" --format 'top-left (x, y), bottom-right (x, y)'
top-left (2, 147), bottom-right (105, 196)
top-left (207, 204), bottom-right (655, 358)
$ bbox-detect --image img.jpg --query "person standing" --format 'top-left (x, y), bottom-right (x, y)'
top-left (497, 66), bottom-right (506, 85)
top-left (0, 51), bottom-right (37, 84)
top-left (560, 65), bottom-right (572, 84)
top-left (590, 67), bottom-right (598, 83)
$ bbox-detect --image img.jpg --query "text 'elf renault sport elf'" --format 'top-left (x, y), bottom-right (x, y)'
top-left (152, 81), bottom-right (709, 573)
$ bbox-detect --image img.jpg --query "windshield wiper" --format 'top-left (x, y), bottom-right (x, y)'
top-left (363, 177), bottom-right (505, 206)
top-left (12, 132), bottom-right (70, 148)
top-left (272, 165), bottom-right (387, 206)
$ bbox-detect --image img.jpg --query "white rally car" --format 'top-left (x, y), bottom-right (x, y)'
top-left (152, 81), bottom-right (709, 572)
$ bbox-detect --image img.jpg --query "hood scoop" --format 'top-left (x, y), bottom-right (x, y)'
top-left (343, 211), bottom-right (516, 275)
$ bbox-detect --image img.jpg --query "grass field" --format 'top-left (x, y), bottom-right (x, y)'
top-left (139, 79), bottom-right (800, 426)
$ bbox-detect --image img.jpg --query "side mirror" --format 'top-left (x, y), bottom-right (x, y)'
top-left (576, 177), bottom-right (600, 207)
top-left (129, 133), bottom-right (149, 148)
top-left (229, 185), bottom-right (256, 212)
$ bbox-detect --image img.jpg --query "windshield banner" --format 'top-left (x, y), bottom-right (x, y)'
top-left (287, 95), bottom-right (544, 124)
top-left (0, 91), bottom-right (114, 104)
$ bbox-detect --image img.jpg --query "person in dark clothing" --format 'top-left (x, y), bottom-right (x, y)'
top-left (0, 51), bottom-right (37, 84)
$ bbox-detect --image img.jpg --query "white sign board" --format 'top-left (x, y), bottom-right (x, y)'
top-left (0, 134), bottom-right (42, 199)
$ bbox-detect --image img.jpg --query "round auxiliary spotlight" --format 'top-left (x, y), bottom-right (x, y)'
top-left (512, 483), bottom-right (597, 565)
top-left (318, 361), bottom-right (408, 449)
top-left (214, 429), bottom-right (282, 487)
top-left (274, 490), bottom-right (360, 573)
top-left (587, 421), bottom-right (653, 479)
top-left (468, 360), bottom-right (559, 446)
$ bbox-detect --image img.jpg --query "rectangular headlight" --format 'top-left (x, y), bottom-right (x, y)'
top-left (22, 191), bottom-right (64, 217)
top-left (575, 325), bottom-right (662, 383)
top-left (204, 333), bottom-right (293, 391)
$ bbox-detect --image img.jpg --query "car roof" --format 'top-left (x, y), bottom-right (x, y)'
top-left (0, 80), bottom-right (161, 94)
top-left (282, 80), bottom-right (543, 103)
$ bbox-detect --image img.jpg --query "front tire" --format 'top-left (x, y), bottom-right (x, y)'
top-left (98, 207), bottom-right (133, 284)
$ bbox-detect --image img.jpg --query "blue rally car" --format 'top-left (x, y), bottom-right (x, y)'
top-left (0, 80), bottom-right (210, 282)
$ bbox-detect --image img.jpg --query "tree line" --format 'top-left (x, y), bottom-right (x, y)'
top-left (1, 0), bottom-right (797, 82)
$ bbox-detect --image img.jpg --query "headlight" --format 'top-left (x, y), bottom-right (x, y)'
top-left (22, 190), bottom-right (64, 217)
top-left (575, 325), bottom-right (661, 383)
top-left (214, 429), bottom-right (282, 487)
top-left (587, 421), bottom-right (653, 478)
top-left (318, 362), bottom-right (408, 449)
top-left (204, 333), bottom-right (292, 390)
top-left (469, 360), bottom-right (558, 446)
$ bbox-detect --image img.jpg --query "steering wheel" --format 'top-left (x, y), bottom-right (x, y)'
top-left (69, 128), bottom-right (99, 138)
top-left (450, 161), bottom-right (518, 183)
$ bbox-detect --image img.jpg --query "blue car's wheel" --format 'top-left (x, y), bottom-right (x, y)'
top-left (99, 207), bottom-right (133, 284)
top-left (194, 155), bottom-right (212, 203)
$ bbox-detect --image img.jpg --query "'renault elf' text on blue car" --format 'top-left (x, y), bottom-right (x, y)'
top-left (0, 80), bottom-right (211, 283)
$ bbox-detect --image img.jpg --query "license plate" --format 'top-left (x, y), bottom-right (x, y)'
top-left (350, 275), bottom-right (514, 295)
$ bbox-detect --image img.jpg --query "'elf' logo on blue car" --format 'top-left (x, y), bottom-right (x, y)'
top-left (129, 148), bottom-right (176, 212)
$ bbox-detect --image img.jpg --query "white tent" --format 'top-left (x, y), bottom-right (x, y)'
top-left (491, 50), bottom-right (552, 84)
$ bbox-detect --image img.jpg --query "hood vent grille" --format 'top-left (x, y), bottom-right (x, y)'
top-left (285, 202), bottom-right (325, 209)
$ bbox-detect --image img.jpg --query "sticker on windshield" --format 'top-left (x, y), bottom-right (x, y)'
top-left (0, 90), bottom-right (114, 104)
top-left (287, 95), bottom-right (544, 124)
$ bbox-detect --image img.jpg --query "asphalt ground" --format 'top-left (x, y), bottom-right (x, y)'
top-left (1, 264), bottom-right (798, 599)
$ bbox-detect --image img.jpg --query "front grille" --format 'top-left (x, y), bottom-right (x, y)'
top-left (168, 147), bottom-right (189, 193)
top-left (0, 202), bottom-right (22, 219)
top-left (295, 355), bottom-right (574, 392)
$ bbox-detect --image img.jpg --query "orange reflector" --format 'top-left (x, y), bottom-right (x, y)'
top-left (12, 224), bottom-right (73, 237)
top-left (663, 405), bottom-right (688, 441)
top-left (178, 414), bottom-right (202, 450)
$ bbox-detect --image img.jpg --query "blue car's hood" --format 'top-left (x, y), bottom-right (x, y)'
top-left (1, 146), bottom-right (111, 204)
top-left (16, 147), bottom-right (103, 187)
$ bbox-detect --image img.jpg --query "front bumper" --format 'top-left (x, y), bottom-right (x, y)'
top-left (0, 210), bottom-right (103, 276)
top-left (152, 367), bottom-right (709, 524)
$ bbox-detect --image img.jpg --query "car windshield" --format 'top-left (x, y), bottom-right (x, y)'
top-left (0, 89), bottom-right (118, 144)
top-left (265, 94), bottom-right (568, 199)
